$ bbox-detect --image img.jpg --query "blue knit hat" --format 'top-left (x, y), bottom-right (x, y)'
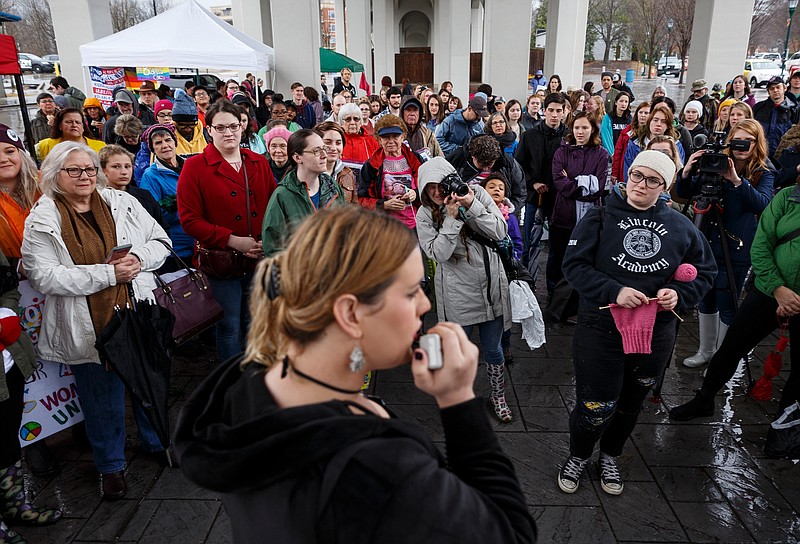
top-left (172, 89), bottom-right (197, 122)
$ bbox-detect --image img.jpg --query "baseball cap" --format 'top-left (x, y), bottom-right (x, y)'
top-left (612, 73), bottom-right (621, 82)
top-left (468, 95), bottom-right (489, 117)
top-left (767, 75), bottom-right (785, 87)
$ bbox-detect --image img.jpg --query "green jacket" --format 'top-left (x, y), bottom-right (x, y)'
top-left (0, 249), bottom-right (36, 402)
top-left (262, 169), bottom-right (346, 256)
top-left (752, 185), bottom-right (800, 297)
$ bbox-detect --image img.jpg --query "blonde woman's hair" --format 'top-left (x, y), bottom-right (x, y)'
top-left (646, 135), bottom-right (684, 172)
top-left (9, 147), bottom-right (41, 210)
top-left (244, 206), bottom-right (419, 368)
top-left (39, 142), bottom-right (107, 198)
top-left (725, 119), bottom-right (769, 182)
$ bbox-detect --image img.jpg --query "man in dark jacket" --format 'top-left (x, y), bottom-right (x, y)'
top-left (332, 67), bottom-right (357, 98)
top-left (400, 96), bottom-right (443, 160)
top-left (686, 79), bottom-right (718, 132)
top-left (104, 88), bottom-right (156, 143)
top-left (31, 92), bottom-right (57, 144)
top-left (612, 73), bottom-right (635, 101)
top-left (754, 76), bottom-right (797, 160)
top-left (290, 82), bottom-right (316, 129)
top-left (447, 134), bottom-right (526, 217)
top-left (515, 92), bottom-right (568, 281)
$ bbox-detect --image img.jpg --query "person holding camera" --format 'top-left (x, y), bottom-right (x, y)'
top-left (416, 157), bottom-right (513, 423)
top-left (173, 206), bottom-right (536, 543)
top-left (558, 151), bottom-right (715, 496)
top-left (676, 119), bottom-right (775, 368)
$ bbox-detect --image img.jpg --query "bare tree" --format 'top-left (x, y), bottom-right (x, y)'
top-left (629, 0), bottom-right (666, 79)
top-left (3, 0), bottom-right (57, 56)
top-left (589, 0), bottom-right (631, 63)
top-left (665, 0), bottom-right (694, 84)
top-left (110, 0), bottom-right (150, 32)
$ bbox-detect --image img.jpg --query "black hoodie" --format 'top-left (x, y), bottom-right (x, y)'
top-left (173, 359), bottom-right (536, 544)
top-left (515, 120), bottom-right (568, 207)
top-left (563, 186), bottom-right (716, 314)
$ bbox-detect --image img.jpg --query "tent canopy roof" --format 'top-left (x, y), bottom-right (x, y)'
top-left (79, 0), bottom-right (274, 71)
top-left (319, 48), bottom-right (364, 73)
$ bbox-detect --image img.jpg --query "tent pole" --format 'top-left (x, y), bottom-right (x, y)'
top-left (13, 74), bottom-right (37, 162)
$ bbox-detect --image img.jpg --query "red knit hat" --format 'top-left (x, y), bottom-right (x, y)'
top-left (609, 303), bottom-right (660, 354)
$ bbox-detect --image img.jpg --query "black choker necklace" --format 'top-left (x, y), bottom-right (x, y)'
top-left (281, 356), bottom-right (362, 395)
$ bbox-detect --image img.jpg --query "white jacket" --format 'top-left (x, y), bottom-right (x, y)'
top-left (22, 188), bottom-right (170, 365)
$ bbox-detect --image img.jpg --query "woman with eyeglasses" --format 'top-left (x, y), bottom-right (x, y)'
top-left (675, 119), bottom-right (775, 369)
top-left (262, 129), bottom-right (345, 257)
top-left (558, 150), bottom-right (715, 497)
top-left (339, 103), bottom-right (379, 177)
top-left (484, 112), bottom-right (518, 157)
top-left (177, 100), bottom-right (277, 362)
top-left (22, 142), bottom-right (172, 500)
top-left (36, 108), bottom-right (106, 161)
top-left (358, 115), bottom-right (421, 229)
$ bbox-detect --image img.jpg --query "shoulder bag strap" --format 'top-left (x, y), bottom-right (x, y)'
top-left (776, 227), bottom-right (800, 247)
top-left (242, 160), bottom-right (252, 237)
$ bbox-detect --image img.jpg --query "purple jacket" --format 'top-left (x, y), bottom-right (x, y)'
top-left (550, 142), bottom-right (609, 229)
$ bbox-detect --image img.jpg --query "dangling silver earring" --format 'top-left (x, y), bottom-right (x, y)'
top-left (349, 344), bottom-right (365, 373)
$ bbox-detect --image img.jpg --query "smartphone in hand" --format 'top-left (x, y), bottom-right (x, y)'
top-left (105, 244), bottom-right (132, 263)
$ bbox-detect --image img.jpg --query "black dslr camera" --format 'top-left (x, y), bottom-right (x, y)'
top-left (691, 132), bottom-right (751, 227)
top-left (440, 172), bottom-right (469, 197)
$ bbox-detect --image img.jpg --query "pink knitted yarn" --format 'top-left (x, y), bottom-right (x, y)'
top-left (673, 263), bottom-right (697, 282)
top-left (609, 303), bottom-right (660, 354)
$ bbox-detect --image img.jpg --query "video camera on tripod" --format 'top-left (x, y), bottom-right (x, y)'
top-left (690, 131), bottom-right (751, 227)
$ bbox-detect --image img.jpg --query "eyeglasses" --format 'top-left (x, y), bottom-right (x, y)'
top-left (302, 147), bottom-right (329, 157)
top-left (61, 166), bottom-right (99, 178)
top-left (271, 110), bottom-right (287, 117)
top-left (211, 123), bottom-right (242, 133)
top-left (342, 116), bottom-right (360, 122)
top-left (38, 99), bottom-right (54, 104)
top-left (491, 120), bottom-right (506, 126)
top-left (628, 170), bottom-right (664, 189)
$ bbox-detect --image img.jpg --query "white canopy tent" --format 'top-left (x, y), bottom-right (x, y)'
top-left (78, 0), bottom-right (275, 71)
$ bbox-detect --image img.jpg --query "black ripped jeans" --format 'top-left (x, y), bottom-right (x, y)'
top-left (569, 310), bottom-right (677, 459)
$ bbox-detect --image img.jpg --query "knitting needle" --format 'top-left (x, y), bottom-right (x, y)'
top-left (598, 299), bottom-right (684, 322)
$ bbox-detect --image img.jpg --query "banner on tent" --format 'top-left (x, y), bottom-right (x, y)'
top-left (89, 66), bottom-right (126, 110)
top-left (136, 66), bottom-right (169, 81)
top-left (17, 281), bottom-right (83, 446)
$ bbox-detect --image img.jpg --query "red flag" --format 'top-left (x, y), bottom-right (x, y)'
top-left (359, 72), bottom-right (371, 95)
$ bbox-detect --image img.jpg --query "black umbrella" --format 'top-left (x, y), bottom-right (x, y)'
top-left (95, 293), bottom-right (176, 459)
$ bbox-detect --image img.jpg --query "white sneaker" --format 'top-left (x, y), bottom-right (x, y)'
top-left (558, 456), bottom-right (589, 493)
top-left (598, 452), bottom-right (624, 495)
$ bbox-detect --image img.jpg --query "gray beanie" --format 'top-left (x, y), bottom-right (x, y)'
top-left (628, 150), bottom-right (677, 189)
top-left (418, 156), bottom-right (456, 193)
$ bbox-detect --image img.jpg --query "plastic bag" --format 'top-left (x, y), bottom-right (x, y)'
top-left (509, 280), bottom-right (546, 350)
top-left (765, 401), bottom-right (800, 459)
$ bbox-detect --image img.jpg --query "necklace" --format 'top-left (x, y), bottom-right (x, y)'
top-left (281, 355), bottom-right (362, 395)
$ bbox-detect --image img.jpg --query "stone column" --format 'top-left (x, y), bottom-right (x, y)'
top-left (373, 0), bottom-right (395, 87)
top-left (347, 0), bottom-right (373, 92)
top-left (481, 0), bottom-right (531, 100)
top-left (543, 0), bottom-right (589, 89)
top-left (49, 0), bottom-right (112, 87)
top-left (231, 0), bottom-right (265, 84)
top-left (686, 0), bottom-right (755, 89)
top-left (433, 0), bottom-right (471, 97)
top-left (271, 0), bottom-right (321, 94)
top-left (334, 0), bottom-right (346, 54)
top-left (470, 2), bottom-right (484, 53)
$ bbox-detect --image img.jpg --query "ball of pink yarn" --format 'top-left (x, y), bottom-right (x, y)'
top-left (673, 263), bottom-right (697, 282)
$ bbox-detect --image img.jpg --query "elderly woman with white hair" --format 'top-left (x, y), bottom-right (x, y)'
top-left (557, 150), bottom-right (715, 497)
top-left (338, 102), bottom-right (379, 175)
top-left (21, 142), bottom-right (171, 501)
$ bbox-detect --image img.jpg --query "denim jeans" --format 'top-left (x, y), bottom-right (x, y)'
top-left (71, 363), bottom-right (163, 474)
top-left (523, 202), bottom-right (544, 285)
top-left (461, 315), bottom-right (505, 365)
top-left (568, 311), bottom-right (677, 458)
top-left (698, 261), bottom-right (750, 325)
top-left (208, 272), bottom-right (254, 362)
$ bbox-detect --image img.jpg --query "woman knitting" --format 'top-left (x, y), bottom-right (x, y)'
top-left (557, 150), bottom-right (715, 497)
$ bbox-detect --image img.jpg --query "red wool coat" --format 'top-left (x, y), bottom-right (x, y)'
top-left (177, 144), bottom-right (276, 249)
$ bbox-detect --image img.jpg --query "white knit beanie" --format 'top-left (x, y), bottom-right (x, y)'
top-left (683, 100), bottom-right (703, 115)
top-left (418, 156), bottom-right (457, 192)
top-left (629, 150), bottom-right (677, 189)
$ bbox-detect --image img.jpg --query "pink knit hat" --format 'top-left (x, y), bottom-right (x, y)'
top-left (263, 126), bottom-right (292, 148)
top-left (609, 303), bottom-right (660, 354)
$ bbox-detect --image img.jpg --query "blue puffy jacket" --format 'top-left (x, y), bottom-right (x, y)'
top-left (139, 159), bottom-right (195, 258)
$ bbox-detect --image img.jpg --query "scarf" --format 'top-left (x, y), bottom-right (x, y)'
top-left (55, 191), bottom-right (129, 335)
top-left (407, 124), bottom-right (427, 153)
top-left (0, 191), bottom-right (36, 259)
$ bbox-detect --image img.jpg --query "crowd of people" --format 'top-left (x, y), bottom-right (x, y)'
top-left (0, 63), bottom-right (798, 542)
